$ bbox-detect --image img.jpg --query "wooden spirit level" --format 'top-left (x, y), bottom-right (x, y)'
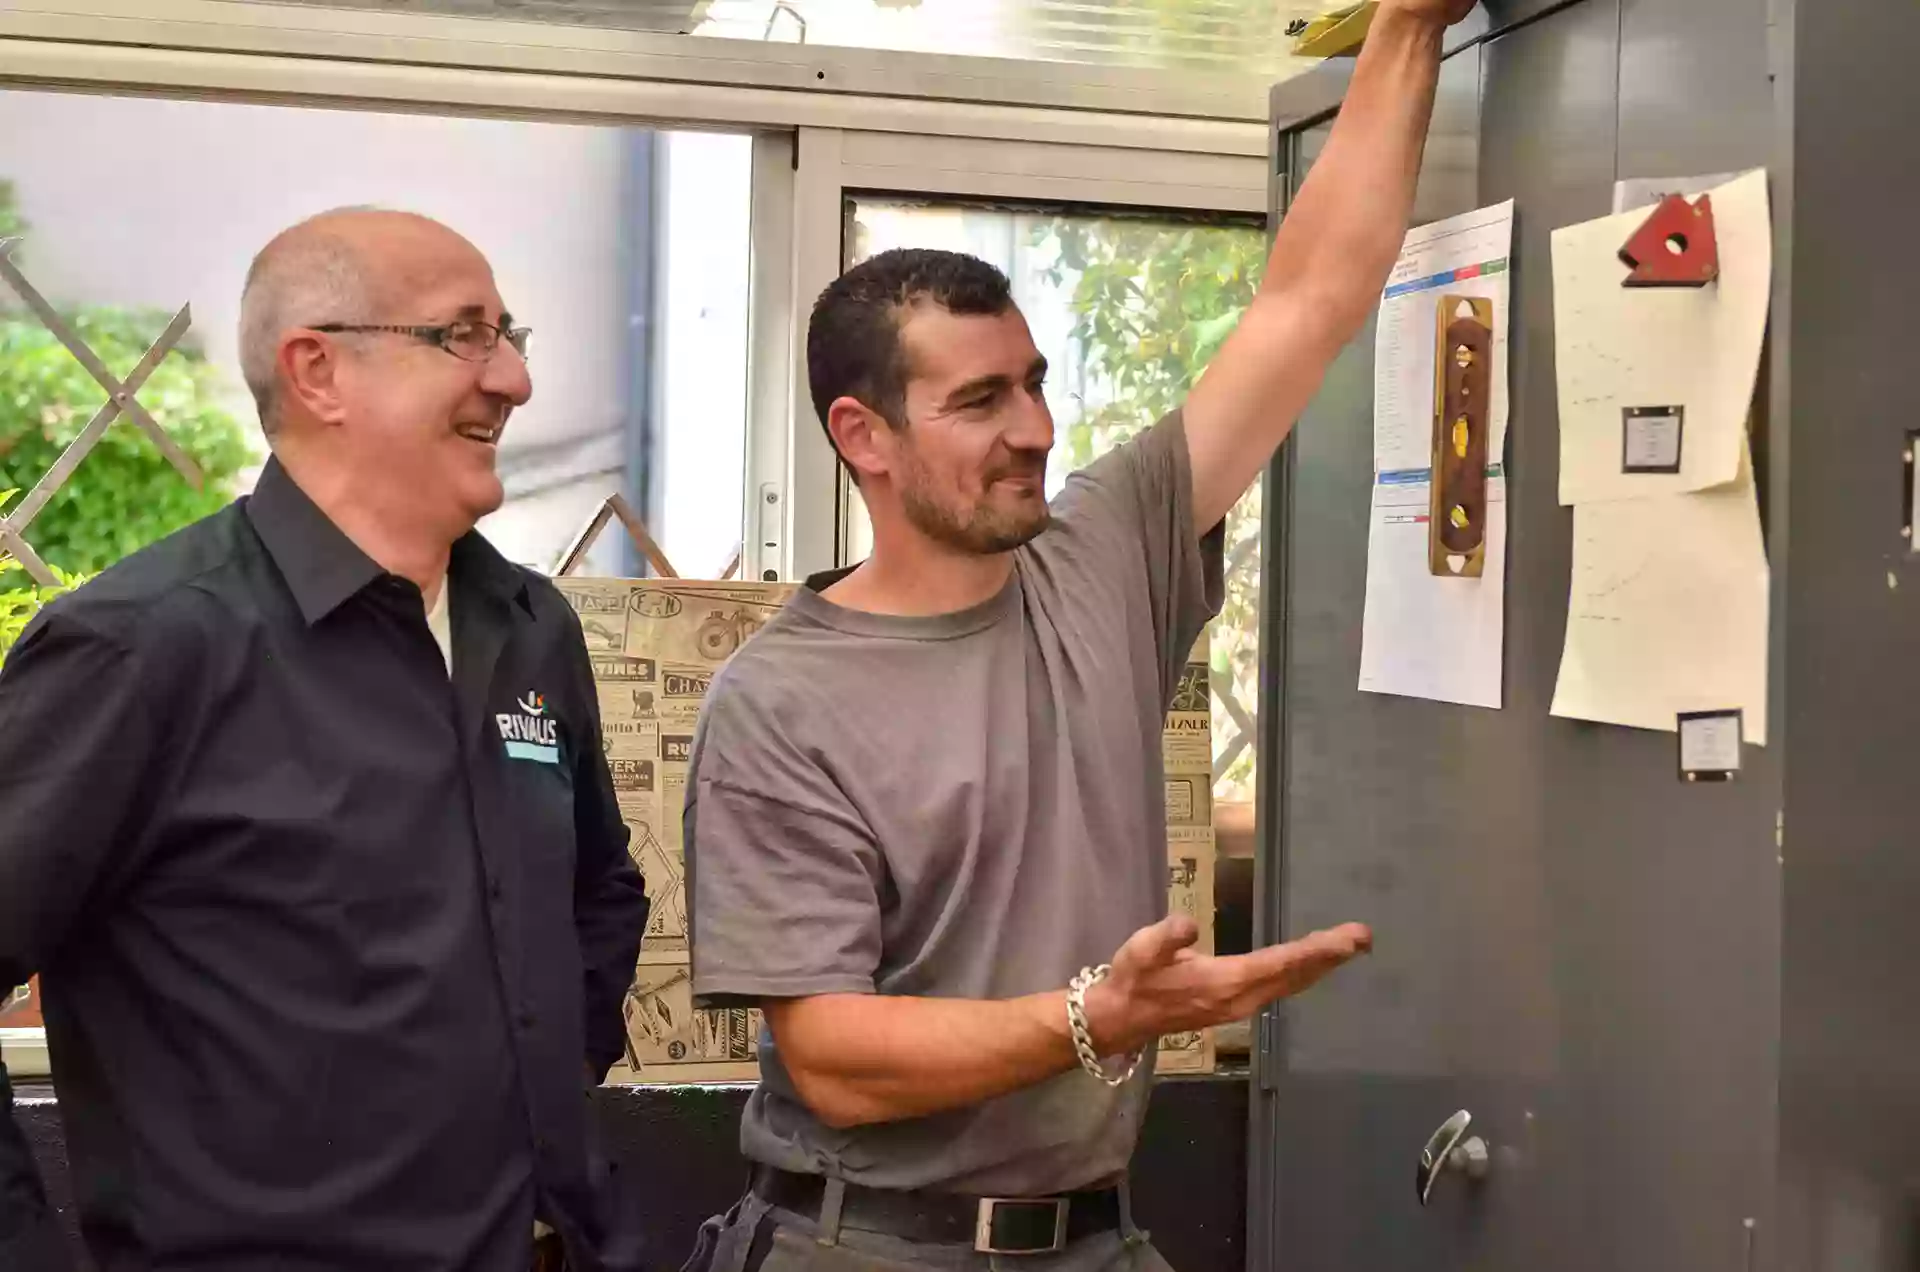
top-left (1430, 295), bottom-right (1494, 578)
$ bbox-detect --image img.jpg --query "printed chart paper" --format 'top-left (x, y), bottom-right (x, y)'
top-left (1360, 199), bottom-right (1515, 709)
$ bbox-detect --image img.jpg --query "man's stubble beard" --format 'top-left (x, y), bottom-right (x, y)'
top-left (897, 452), bottom-right (1053, 556)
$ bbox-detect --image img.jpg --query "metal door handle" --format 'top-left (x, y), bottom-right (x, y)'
top-left (1417, 1109), bottom-right (1490, 1206)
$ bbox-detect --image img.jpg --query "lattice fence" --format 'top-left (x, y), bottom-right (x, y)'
top-left (0, 237), bottom-right (203, 586)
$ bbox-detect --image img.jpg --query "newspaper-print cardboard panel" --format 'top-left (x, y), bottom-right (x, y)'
top-left (559, 577), bottom-right (792, 1084)
top-left (1157, 639), bottom-right (1217, 1075)
top-left (1157, 839), bottom-right (1218, 1074)
top-left (607, 960), bottom-right (762, 1085)
top-left (559, 579), bottom-right (795, 974)
top-left (561, 577), bottom-right (1218, 1082)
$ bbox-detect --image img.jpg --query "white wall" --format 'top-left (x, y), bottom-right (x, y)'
top-left (0, 89), bottom-right (751, 576)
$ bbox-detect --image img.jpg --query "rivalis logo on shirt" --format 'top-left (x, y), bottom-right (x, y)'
top-left (497, 690), bottom-right (560, 764)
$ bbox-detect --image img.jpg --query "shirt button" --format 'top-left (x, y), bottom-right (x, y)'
top-left (488, 878), bottom-right (503, 903)
top-left (518, 1011), bottom-right (536, 1031)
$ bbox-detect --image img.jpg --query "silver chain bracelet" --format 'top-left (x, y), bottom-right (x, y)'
top-left (1067, 964), bottom-right (1143, 1087)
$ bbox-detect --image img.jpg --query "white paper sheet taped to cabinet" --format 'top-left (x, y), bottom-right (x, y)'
top-left (1550, 433), bottom-right (1770, 744)
top-left (1359, 199), bottom-right (1514, 709)
top-left (1551, 169), bottom-right (1772, 506)
top-left (1611, 173), bottom-right (1743, 216)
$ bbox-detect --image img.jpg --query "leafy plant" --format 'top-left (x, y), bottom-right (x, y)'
top-left (0, 490), bottom-right (89, 667)
top-left (0, 180), bottom-right (255, 590)
top-left (1031, 213), bottom-right (1269, 799)
top-left (998, 0), bottom-right (1290, 803)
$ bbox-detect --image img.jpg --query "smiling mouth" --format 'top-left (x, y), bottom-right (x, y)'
top-left (456, 420), bottom-right (504, 445)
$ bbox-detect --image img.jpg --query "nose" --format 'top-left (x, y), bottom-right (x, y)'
top-left (483, 338), bottom-right (533, 407)
top-left (1007, 384), bottom-right (1055, 452)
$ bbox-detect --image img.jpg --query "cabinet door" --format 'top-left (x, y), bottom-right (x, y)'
top-left (1253, 2), bottom-right (1779, 1269)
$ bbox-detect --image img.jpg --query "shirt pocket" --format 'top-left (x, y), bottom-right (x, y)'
top-left (503, 722), bottom-right (579, 875)
top-left (484, 725), bottom-right (577, 997)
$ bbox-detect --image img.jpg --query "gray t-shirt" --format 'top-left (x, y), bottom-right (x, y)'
top-left (685, 412), bottom-right (1224, 1196)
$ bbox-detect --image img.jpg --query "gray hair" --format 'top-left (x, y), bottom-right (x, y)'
top-left (236, 207), bottom-right (383, 435)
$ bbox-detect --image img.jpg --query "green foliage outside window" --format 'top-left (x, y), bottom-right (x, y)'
top-left (0, 491), bottom-right (86, 667)
top-left (1002, 0), bottom-right (1295, 800)
top-left (1032, 214), bottom-right (1268, 798)
top-left (0, 179), bottom-right (256, 661)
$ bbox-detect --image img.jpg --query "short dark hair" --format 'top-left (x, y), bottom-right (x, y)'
top-left (806, 248), bottom-right (1015, 455)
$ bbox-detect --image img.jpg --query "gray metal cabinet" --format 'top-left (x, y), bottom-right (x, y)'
top-left (1250, 2), bottom-right (1920, 1268)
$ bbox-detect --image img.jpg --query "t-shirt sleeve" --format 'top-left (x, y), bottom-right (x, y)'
top-left (686, 696), bottom-right (884, 1010)
top-left (1048, 409), bottom-right (1227, 703)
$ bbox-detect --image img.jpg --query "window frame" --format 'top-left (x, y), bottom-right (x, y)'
top-left (784, 129), bottom-right (1268, 579)
top-left (0, 0), bottom-right (1276, 144)
top-left (0, 0), bottom-right (1271, 1078)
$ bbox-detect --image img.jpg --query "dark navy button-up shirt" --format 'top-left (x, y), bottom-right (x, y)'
top-left (0, 459), bottom-right (648, 1270)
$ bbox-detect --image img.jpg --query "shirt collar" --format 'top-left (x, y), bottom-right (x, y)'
top-left (449, 520), bottom-right (535, 616)
top-left (246, 458), bottom-right (383, 625)
top-left (246, 456), bottom-right (531, 626)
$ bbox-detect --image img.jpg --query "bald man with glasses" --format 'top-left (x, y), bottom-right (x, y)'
top-left (0, 208), bottom-right (649, 1272)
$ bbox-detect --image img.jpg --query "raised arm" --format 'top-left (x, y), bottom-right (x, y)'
top-left (1184, 0), bottom-right (1477, 531)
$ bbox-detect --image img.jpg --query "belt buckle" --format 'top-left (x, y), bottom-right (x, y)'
top-left (973, 1197), bottom-right (1069, 1255)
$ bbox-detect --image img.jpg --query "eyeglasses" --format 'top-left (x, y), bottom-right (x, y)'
top-left (311, 319), bottom-right (531, 363)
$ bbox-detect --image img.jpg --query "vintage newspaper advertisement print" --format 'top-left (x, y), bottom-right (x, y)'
top-left (559, 577), bottom-right (793, 1084)
top-left (608, 962), bottom-right (765, 1085)
top-left (562, 579), bottom-right (1217, 1082)
top-left (561, 579), bottom-right (795, 966)
top-left (1158, 639), bottom-right (1218, 1075)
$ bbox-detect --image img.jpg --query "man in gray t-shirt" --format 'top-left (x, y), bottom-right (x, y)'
top-left (683, 3), bottom-right (1474, 1267)
top-left (691, 410), bottom-right (1221, 1200)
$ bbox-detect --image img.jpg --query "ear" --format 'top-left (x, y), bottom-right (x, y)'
top-left (278, 331), bottom-right (350, 428)
top-left (826, 396), bottom-right (896, 485)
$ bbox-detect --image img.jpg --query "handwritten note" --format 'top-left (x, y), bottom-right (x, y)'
top-left (1550, 438), bottom-right (1770, 744)
top-left (1551, 169), bottom-right (1772, 506)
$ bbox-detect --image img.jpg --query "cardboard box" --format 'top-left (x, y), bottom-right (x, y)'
top-left (1157, 640), bottom-right (1218, 1076)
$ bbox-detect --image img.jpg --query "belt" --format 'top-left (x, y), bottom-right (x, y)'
top-left (751, 1167), bottom-right (1124, 1255)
